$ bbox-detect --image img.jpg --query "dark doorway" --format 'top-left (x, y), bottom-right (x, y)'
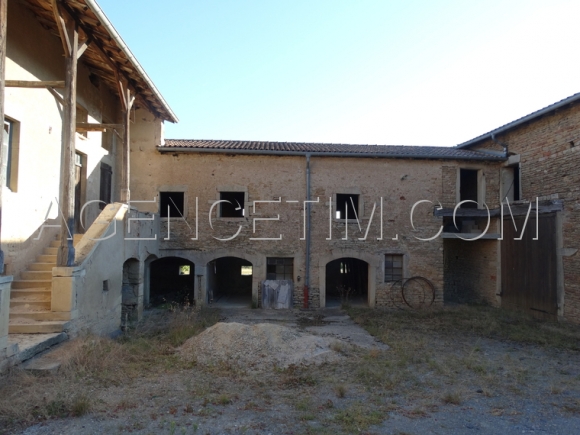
top-left (460, 169), bottom-right (478, 208)
top-left (149, 257), bottom-right (195, 306)
top-left (326, 258), bottom-right (368, 307)
top-left (207, 257), bottom-right (253, 306)
top-left (501, 213), bottom-right (558, 318)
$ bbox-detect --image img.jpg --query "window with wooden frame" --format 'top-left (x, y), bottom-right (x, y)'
top-left (384, 254), bottom-right (403, 282)
top-left (267, 257), bottom-right (294, 280)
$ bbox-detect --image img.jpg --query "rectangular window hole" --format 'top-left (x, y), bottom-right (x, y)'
top-left (160, 191), bottom-right (185, 218)
top-left (336, 193), bottom-right (359, 219)
top-left (220, 191), bottom-right (245, 217)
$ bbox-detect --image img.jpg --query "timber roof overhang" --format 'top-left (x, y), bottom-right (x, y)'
top-left (18, 0), bottom-right (178, 123)
top-left (159, 139), bottom-right (506, 161)
top-left (456, 92), bottom-right (580, 150)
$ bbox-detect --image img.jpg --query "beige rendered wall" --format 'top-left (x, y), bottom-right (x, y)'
top-left (3, 1), bottom-right (121, 278)
top-left (53, 204), bottom-right (159, 335)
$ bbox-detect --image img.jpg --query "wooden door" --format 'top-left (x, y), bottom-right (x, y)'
top-left (501, 213), bottom-right (558, 316)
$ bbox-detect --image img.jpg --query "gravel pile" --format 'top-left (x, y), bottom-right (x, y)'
top-left (180, 322), bottom-right (345, 370)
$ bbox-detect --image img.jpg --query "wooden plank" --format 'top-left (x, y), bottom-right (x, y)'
top-left (0, 0), bottom-right (7, 273)
top-left (57, 18), bottom-right (78, 267)
top-left (51, 0), bottom-right (71, 57)
top-left (76, 122), bottom-right (122, 132)
top-left (5, 80), bottom-right (65, 88)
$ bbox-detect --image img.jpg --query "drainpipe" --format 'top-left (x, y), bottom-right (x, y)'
top-left (304, 153), bottom-right (311, 309)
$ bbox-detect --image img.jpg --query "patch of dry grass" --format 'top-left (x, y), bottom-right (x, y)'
top-left (347, 305), bottom-right (580, 351)
top-left (0, 307), bottom-right (219, 432)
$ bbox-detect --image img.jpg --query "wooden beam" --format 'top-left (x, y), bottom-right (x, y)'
top-left (76, 37), bottom-right (91, 60)
top-left (57, 18), bottom-right (79, 267)
top-left (0, 0), bottom-right (7, 273)
top-left (47, 86), bottom-right (65, 106)
top-left (120, 87), bottom-right (132, 203)
top-left (5, 80), bottom-right (65, 88)
top-left (52, 0), bottom-right (71, 57)
top-left (76, 122), bottom-right (122, 132)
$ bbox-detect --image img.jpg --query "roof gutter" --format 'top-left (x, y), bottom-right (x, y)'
top-left (157, 147), bottom-right (505, 161)
top-left (456, 92), bottom-right (580, 149)
top-left (84, 0), bottom-right (179, 123)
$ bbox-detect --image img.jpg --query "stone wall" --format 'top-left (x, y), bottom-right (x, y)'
top-left (467, 102), bottom-right (580, 322)
top-left (128, 138), bottom-right (508, 308)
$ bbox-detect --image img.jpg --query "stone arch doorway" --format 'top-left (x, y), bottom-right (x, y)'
top-left (207, 256), bottom-right (253, 307)
top-left (149, 257), bottom-right (195, 306)
top-left (325, 258), bottom-right (369, 307)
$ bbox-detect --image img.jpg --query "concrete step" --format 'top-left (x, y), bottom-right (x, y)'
top-left (28, 263), bottom-right (55, 272)
top-left (12, 280), bottom-right (52, 290)
top-left (10, 299), bottom-right (51, 310)
top-left (43, 247), bottom-right (58, 256)
top-left (9, 311), bottom-right (70, 321)
top-left (21, 270), bottom-right (52, 280)
top-left (9, 320), bottom-right (68, 334)
top-left (5, 332), bottom-right (68, 367)
top-left (10, 288), bottom-right (51, 299)
top-left (38, 254), bottom-right (56, 263)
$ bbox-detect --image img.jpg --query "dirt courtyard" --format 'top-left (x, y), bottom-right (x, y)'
top-left (1, 304), bottom-right (580, 435)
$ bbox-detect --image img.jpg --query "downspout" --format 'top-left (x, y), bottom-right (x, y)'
top-left (304, 153), bottom-right (311, 309)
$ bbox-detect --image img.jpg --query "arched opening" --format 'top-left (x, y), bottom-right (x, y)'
top-left (122, 258), bottom-right (141, 323)
top-left (207, 256), bottom-right (253, 306)
top-left (149, 257), bottom-right (195, 306)
top-left (325, 257), bottom-right (368, 307)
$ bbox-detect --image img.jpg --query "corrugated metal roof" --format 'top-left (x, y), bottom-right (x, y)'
top-left (160, 139), bottom-right (505, 161)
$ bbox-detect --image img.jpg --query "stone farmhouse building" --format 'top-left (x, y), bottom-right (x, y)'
top-left (0, 0), bottom-right (579, 368)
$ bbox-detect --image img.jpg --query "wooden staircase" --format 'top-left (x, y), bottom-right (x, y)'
top-left (8, 236), bottom-right (82, 334)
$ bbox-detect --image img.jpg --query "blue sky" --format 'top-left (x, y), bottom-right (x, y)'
top-left (98, 0), bottom-right (580, 146)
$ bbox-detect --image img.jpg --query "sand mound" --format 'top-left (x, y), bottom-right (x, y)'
top-left (180, 322), bottom-right (345, 370)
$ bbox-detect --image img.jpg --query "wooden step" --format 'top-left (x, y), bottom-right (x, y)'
top-left (12, 280), bottom-right (52, 290)
top-left (50, 240), bottom-right (60, 248)
top-left (38, 254), bottom-right (56, 263)
top-left (28, 263), bottom-right (54, 272)
top-left (43, 247), bottom-right (58, 255)
top-left (9, 320), bottom-right (68, 334)
top-left (10, 288), bottom-right (51, 299)
top-left (9, 311), bottom-right (70, 321)
top-left (21, 270), bottom-right (52, 280)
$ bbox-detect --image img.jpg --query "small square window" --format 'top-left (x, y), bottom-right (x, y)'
top-left (336, 194), bottom-right (359, 219)
top-left (266, 257), bottom-right (293, 280)
top-left (160, 191), bottom-right (185, 218)
top-left (220, 191), bottom-right (245, 218)
top-left (385, 254), bottom-right (403, 282)
top-left (241, 265), bottom-right (253, 276)
top-left (179, 265), bottom-right (191, 275)
top-left (103, 280), bottom-right (109, 292)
